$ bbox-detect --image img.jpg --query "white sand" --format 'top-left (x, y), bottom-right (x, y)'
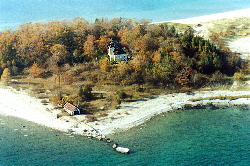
top-left (228, 36), bottom-right (250, 60)
top-left (0, 86), bottom-right (101, 137)
top-left (1, 86), bottom-right (249, 136)
top-left (89, 90), bottom-right (250, 135)
top-left (154, 8), bottom-right (250, 24)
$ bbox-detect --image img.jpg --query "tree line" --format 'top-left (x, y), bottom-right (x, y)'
top-left (0, 17), bottom-right (244, 88)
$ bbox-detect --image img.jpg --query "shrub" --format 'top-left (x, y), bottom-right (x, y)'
top-left (192, 73), bottom-right (209, 88)
top-left (62, 94), bottom-right (78, 105)
top-left (79, 85), bottom-right (93, 101)
top-left (110, 95), bottom-right (121, 109)
top-left (233, 72), bottom-right (245, 81)
top-left (49, 95), bottom-right (63, 106)
top-left (210, 71), bottom-right (226, 83)
top-left (116, 90), bottom-right (128, 99)
top-left (28, 63), bottom-right (45, 78)
top-left (99, 57), bottom-right (110, 72)
top-left (0, 68), bottom-right (11, 82)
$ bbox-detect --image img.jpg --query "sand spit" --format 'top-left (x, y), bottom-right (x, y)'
top-left (1, 86), bottom-right (249, 136)
top-left (154, 8), bottom-right (250, 24)
top-left (89, 90), bottom-right (250, 135)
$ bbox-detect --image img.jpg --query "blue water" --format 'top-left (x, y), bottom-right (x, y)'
top-left (1, 0), bottom-right (250, 30)
top-left (0, 106), bottom-right (250, 166)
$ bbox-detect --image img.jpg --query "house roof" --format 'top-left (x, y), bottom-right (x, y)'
top-left (64, 102), bottom-right (77, 112)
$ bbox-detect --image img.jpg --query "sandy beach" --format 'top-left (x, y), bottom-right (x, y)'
top-left (0, 86), bottom-right (103, 138)
top-left (1, 86), bottom-right (250, 136)
top-left (228, 37), bottom-right (250, 60)
top-left (1, 8), bottom-right (250, 137)
top-left (154, 8), bottom-right (250, 24)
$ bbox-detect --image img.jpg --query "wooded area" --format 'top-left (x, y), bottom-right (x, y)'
top-left (0, 18), bottom-right (244, 86)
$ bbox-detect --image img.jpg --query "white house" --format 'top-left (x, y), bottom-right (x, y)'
top-left (63, 102), bottom-right (80, 116)
top-left (108, 42), bottom-right (129, 61)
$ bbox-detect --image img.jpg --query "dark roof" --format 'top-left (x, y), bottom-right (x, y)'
top-left (64, 103), bottom-right (77, 112)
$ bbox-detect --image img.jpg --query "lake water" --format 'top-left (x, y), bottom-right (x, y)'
top-left (1, 0), bottom-right (250, 30)
top-left (1, 106), bottom-right (250, 166)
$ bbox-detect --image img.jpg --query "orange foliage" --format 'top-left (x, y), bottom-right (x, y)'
top-left (131, 55), bottom-right (148, 72)
top-left (170, 51), bottom-right (183, 64)
top-left (151, 51), bottom-right (161, 63)
top-left (175, 67), bottom-right (193, 87)
top-left (29, 63), bottom-right (45, 78)
top-left (84, 35), bottom-right (96, 59)
top-left (97, 35), bottom-right (111, 52)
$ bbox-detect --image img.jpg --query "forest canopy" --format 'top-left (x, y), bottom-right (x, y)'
top-left (0, 17), bottom-right (244, 88)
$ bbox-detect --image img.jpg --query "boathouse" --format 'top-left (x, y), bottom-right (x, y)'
top-left (63, 102), bottom-right (81, 116)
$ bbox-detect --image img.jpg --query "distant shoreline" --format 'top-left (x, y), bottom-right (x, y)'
top-left (153, 8), bottom-right (250, 24)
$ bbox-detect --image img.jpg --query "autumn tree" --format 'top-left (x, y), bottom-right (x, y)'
top-left (83, 35), bottom-right (96, 60)
top-left (1, 68), bottom-right (11, 82)
top-left (97, 35), bottom-right (111, 53)
top-left (131, 55), bottom-right (149, 73)
top-left (99, 57), bottom-right (110, 72)
top-left (28, 63), bottom-right (45, 78)
top-left (50, 44), bottom-right (68, 65)
top-left (175, 67), bottom-right (193, 87)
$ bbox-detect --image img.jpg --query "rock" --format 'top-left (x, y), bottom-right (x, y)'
top-left (106, 138), bottom-right (112, 143)
top-left (97, 136), bottom-right (102, 141)
top-left (115, 147), bottom-right (130, 154)
top-left (112, 144), bottom-right (117, 149)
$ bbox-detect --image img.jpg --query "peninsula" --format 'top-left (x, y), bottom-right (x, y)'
top-left (0, 9), bottom-right (250, 138)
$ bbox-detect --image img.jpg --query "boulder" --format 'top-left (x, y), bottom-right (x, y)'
top-left (106, 138), bottom-right (112, 143)
top-left (112, 144), bottom-right (117, 149)
top-left (115, 147), bottom-right (130, 154)
top-left (96, 136), bottom-right (102, 141)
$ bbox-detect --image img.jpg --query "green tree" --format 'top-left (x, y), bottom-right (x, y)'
top-left (78, 86), bottom-right (84, 101)
top-left (79, 85), bottom-right (93, 101)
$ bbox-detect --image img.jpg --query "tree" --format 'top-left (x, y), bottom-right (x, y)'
top-left (1, 68), bottom-right (11, 82)
top-left (99, 57), bottom-right (110, 72)
top-left (50, 44), bottom-right (68, 65)
top-left (78, 85), bottom-right (93, 101)
top-left (28, 63), bottom-right (45, 78)
top-left (97, 35), bottom-right (111, 53)
top-left (78, 86), bottom-right (84, 101)
top-left (83, 35), bottom-right (96, 60)
top-left (175, 67), bottom-right (193, 87)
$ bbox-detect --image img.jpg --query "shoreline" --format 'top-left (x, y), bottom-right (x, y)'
top-left (90, 90), bottom-right (250, 135)
top-left (153, 8), bottom-right (250, 24)
top-left (0, 86), bottom-right (249, 136)
top-left (1, 8), bottom-right (250, 137)
top-left (0, 86), bottom-right (106, 140)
